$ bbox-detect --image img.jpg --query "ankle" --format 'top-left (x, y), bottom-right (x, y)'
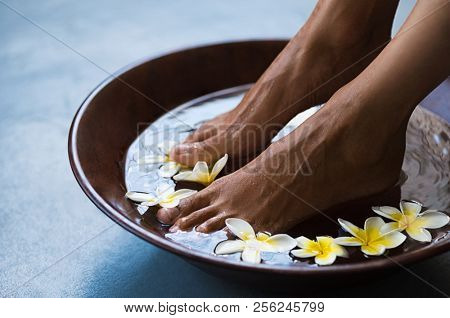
top-left (325, 84), bottom-right (407, 168)
top-left (302, 0), bottom-right (393, 50)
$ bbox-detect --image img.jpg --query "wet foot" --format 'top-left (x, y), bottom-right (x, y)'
top-left (157, 82), bottom-right (407, 233)
top-left (170, 1), bottom-right (396, 166)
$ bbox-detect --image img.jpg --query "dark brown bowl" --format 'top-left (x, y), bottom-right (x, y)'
top-left (68, 40), bottom-right (449, 286)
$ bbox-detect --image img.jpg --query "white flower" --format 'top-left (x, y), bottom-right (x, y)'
top-left (215, 218), bottom-right (297, 264)
top-left (335, 217), bottom-right (406, 256)
top-left (372, 200), bottom-right (449, 242)
top-left (173, 154), bottom-right (228, 186)
top-left (291, 236), bottom-right (348, 266)
top-left (139, 141), bottom-right (184, 178)
top-left (126, 183), bottom-right (196, 210)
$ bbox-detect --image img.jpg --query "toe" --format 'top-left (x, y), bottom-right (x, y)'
top-left (156, 191), bottom-right (208, 225)
top-left (184, 124), bottom-right (217, 143)
top-left (196, 212), bottom-right (228, 233)
top-left (156, 207), bottom-right (180, 225)
top-left (170, 139), bottom-right (221, 166)
top-left (170, 207), bottom-right (217, 232)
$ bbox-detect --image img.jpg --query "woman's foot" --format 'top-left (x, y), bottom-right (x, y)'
top-left (170, 0), bottom-right (398, 166)
top-left (158, 83), bottom-right (406, 233)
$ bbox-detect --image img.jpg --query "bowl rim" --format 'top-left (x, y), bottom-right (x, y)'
top-left (68, 39), bottom-right (450, 277)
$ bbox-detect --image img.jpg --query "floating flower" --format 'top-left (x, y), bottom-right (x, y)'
top-left (335, 217), bottom-right (406, 256)
top-left (291, 236), bottom-right (348, 265)
top-left (215, 218), bottom-right (297, 264)
top-left (372, 200), bottom-right (449, 242)
top-left (139, 141), bottom-right (185, 178)
top-left (173, 154), bottom-right (228, 186)
top-left (126, 183), bottom-right (196, 210)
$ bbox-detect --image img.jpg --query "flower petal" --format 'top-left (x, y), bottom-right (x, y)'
top-left (158, 162), bottom-right (180, 178)
top-left (291, 249), bottom-right (319, 258)
top-left (215, 240), bottom-right (246, 255)
top-left (126, 191), bottom-right (157, 203)
top-left (192, 161), bottom-right (210, 180)
top-left (295, 236), bottom-right (319, 250)
top-left (160, 199), bottom-right (180, 208)
top-left (400, 200), bottom-right (422, 217)
top-left (256, 232), bottom-right (271, 241)
top-left (156, 183), bottom-right (175, 196)
top-left (210, 154), bottom-right (228, 180)
top-left (375, 231), bottom-right (406, 248)
top-left (361, 244), bottom-right (386, 256)
top-left (315, 252), bottom-right (337, 266)
top-left (317, 236), bottom-right (334, 249)
top-left (241, 247), bottom-right (261, 263)
top-left (263, 234), bottom-right (297, 252)
top-left (364, 217), bottom-right (385, 241)
top-left (372, 206), bottom-right (403, 221)
top-left (338, 218), bottom-right (365, 241)
top-left (380, 221), bottom-right (403, 234)
top-left (225, 218), bottom-right (255, 240)
top-left (167, 189), bottom-right (197, 201)
top-left (334, 236), bottom-right (363, 246)
top-left (406, 226), bottom-right (432, 242)
top-left (141, 200), bottom-right (159, 207)
top-left (417, 211), bottom-right (449, 229)
top-left (173, 171), bottom-right (197, 182)
top-left (331, 242), bottom-right (348, 258)
top-left (317, 236), bottom-right (348, 258)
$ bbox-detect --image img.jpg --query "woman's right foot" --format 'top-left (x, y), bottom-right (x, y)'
top-left (171, 0), bottom-right (399, 166)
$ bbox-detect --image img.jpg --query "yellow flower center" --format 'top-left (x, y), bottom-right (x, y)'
top-left (398, 214), bottom-right (416, 229)
top-left (241, 233), bottom-right (254, 241)
top-left (256, 232), bottom-right (270, 241)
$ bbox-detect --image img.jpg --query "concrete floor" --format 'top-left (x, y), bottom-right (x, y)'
top-left (1, 0), bottom-right (449, 297)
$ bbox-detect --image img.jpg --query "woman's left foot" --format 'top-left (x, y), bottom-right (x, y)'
top-left (157, 84), bottom-right (407, 233)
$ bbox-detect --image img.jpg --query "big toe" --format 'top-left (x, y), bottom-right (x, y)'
top-left (156, 207), bottom-right (181, 225)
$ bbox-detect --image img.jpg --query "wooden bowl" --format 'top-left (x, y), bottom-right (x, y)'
top-left (69, 40), bottom-right (449, 286)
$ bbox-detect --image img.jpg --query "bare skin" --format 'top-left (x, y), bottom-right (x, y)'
top-left (170, 0), bottom-right (399, 166)
top-left (158, 0), bottom-right (450, 234)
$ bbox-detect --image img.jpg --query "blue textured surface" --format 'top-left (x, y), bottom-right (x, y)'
top-left (1, 0), bottom-right (448, 297)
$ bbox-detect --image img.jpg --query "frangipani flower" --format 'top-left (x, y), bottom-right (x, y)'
top-left (173, 154), bottom-right (228, 186)
top-left (291, 236), bottom-right (348, 265)
top-left (126, 183), bottom-right (196, 210)
top-left (215, 218), bottom-right (297, 264)
top-left (139, 141), bottom-right (185, 178)
top-left (335, 217), bottom-right (406, 256)
top-left (372, 200), bottom-right (449, 242)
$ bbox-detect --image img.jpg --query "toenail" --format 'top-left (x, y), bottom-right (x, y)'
top-left (176, 144), bottom-right (192, 152)
top-left (169, 225), bottom-right (179, 232)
